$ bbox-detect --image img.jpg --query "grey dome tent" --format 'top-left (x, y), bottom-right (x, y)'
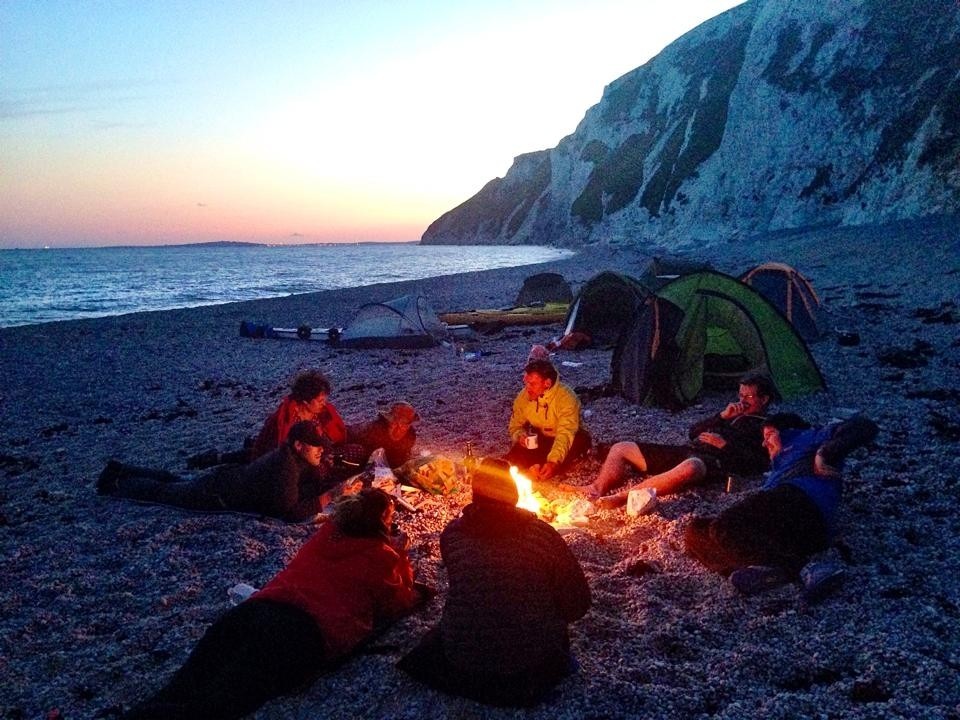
top-left (740, 262), bottom-right (823, 341)
top-left (514, 272), bottom-right (573, 306)
top-left (612, 270), bottom-right (825, 408)
top-left (337, 295), bottom-right (448, 349)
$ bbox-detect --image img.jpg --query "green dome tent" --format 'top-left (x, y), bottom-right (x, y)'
top-left (612, 270), bottom-right (825, 407)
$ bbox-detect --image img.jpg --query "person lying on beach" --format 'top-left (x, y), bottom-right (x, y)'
top-left (339, 400), bottom-right (419, 470)
top-left (503, 359), bottom-right (591, 482)
top-left (684, 413), bottom-right (878, 597)
top-left (586, 372), bottom-right (776, 506)
top-left (120, 488), bottom-right (430, 720)
top-left (187, 369), bottom-right (347, 469)
top-left (97, 420), bottom-right (336, 522)
top-left (397, 458), bottom-right (591, 708)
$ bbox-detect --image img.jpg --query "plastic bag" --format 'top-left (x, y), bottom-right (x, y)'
top-left (369, 447), bottom-right (399, 493)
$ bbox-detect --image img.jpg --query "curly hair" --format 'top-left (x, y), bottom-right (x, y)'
top-left (332, 488), bottom-right (393, 538)
top-left (290, 370), bottom-right (331, 402)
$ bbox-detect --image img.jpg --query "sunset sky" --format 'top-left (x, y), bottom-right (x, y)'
top-left (1, 1), bottom-right (743, 248)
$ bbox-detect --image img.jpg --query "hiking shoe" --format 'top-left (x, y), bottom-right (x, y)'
top-left (96, 460), bottom-right (123, 495)
top-left (730, 565), bottom-right (790, 596)
top-left (800, 560), bottom-right (846, 604)
top-left (626, 488), bottom-right (658, 517)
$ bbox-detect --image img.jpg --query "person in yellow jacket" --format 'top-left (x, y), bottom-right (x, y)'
top-left (504, 359), bottom-right (591, 482)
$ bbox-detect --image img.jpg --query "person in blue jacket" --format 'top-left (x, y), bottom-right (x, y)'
top-left (684, 413), bottom-right (878, 581)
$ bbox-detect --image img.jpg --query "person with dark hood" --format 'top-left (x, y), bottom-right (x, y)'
top-left (121, 488), bottom-right (427, 720)
top-left (97, 421), bottom-right (335, 522)
top-left (684, 412), bottom-right (878, 598)
top-left (398, 457), bottom-right (591, 707)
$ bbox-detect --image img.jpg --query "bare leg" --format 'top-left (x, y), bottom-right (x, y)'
top-left (586, 442), bottom-right (647, 498)
top-left (596, 457), bottom-right (707, 508)
top-left (634, 457), bottom-right (706, 496)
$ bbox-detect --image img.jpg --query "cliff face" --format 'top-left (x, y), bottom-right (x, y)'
top-left (422, 0), bottom-right (960, 248)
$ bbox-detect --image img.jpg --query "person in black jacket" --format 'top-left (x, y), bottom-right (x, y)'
top-left (586, 373), bottom-right (776, 506)
top-left (96, 421), bottom-right (334, 522)
top-left (398, 457), bottom-right (591, 707)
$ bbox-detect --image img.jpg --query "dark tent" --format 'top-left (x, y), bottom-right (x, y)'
top-left (514, 272), bottom-right (573, 306)
top-left (610, 294), bottom-right (686, 408)
top-left (562, 271), bottom-right (651, 349)
top-left (740, 262), bottom-right (823, 341)
top-left (612, 270), bottom-right (825, 407)
top-left (337, 295), bottom-right (448, 349)
top-left (560, 259), bottom-right (711, 350)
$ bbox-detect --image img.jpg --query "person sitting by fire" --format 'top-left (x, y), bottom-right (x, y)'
top-left (503, 359), bottom-right (591, 482)
top-left (335, 401), bottom-right (420, 473)
top-left (397, 457), bottom-right (591, 707)
top-left (187, 369), bottom-right (347, 469)
top-left (585, 372), bottom-right (776, 507)
top-left (684, 413), bottom-right (878, 599)
top-left (97, 420), bottom-right (336, 523)
top-left (120, 488), bottom-right (430, 720)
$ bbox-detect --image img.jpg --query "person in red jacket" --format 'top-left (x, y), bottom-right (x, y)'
top-left (249, 369), bottom-right (347, 460)
top-left (188, 370), bottom-right (347, 469)
top-left (121, 488), bottom-right (427, 720)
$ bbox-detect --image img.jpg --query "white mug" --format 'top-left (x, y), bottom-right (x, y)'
top-left (522, 433), bottom-right (539, 450)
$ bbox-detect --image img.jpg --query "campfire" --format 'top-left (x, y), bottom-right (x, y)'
top-left (509, 465), bottom-right (594, 528)
top-left (509, 465), bottom-right (542, 515)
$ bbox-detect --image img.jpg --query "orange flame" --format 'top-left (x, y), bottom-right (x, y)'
top-left (510, 465), bottom-right (541, 515)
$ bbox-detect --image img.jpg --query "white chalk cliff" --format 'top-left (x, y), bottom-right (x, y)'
top-left (421, 0), bottom-right (960, 248)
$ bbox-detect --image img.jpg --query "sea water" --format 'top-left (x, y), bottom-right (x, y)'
top-left (0, 243), bottom-right (573, 328)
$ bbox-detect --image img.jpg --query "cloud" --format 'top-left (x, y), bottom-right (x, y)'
top-left (0, 79), bottom-right (174, 121)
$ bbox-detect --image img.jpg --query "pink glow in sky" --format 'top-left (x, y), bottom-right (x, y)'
top-left (1, 1), bottom-right (744, 248)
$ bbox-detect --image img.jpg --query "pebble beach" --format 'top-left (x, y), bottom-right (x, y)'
top-left (2, 215), bottom-right (959, 720)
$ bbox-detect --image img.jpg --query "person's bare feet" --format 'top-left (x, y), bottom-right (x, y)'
top-left (583, 484), bottom-right (602, 500)
top-left (594, 491), bottom-right (629, 509)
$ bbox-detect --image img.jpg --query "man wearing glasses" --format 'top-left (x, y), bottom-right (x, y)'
top-left (586, 373), bottom-right (776, 506)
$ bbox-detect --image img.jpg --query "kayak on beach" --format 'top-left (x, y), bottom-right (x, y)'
top-left (438, 302), bottom-right (569, 328)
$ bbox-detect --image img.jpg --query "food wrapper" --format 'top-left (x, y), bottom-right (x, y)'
top-left (396, 454), bottom-right (460, 495)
